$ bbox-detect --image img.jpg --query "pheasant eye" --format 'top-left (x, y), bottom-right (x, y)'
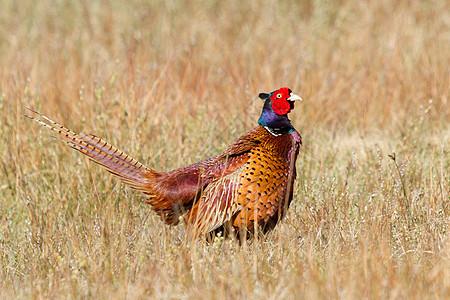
top-left (276, 93), bottom-right (282, 99)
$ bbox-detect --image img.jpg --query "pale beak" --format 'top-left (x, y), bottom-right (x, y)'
top-left (287, 93), bottom-right (303, 101)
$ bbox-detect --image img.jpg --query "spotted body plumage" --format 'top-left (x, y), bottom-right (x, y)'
top-left (27, 87), bottom-right (303, 239)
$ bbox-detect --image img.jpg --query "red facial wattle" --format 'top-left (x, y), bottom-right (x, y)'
top-left (269, 87), bottom-right (292, 115)
top-left (271, 99), bottom-right (291, 115)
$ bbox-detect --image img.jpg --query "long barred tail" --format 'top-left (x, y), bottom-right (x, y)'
top-left (25, 109), bottom-right (153, 191)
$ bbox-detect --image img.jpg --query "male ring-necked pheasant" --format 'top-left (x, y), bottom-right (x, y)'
top-left (27, 87), bottom-right (302, 238)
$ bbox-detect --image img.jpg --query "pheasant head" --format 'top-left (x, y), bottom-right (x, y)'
top-left (257, 87), bottom-right (302, 135)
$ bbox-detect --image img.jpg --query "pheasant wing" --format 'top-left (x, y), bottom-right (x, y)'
top-left (186, 165), bottom-right (245, 236)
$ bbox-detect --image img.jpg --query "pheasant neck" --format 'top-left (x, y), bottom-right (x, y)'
top-left (257, 99), bottom-right (295, 135)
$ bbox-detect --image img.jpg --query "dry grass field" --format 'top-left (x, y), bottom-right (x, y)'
top-left (0, 0), bottom-right (449, 298)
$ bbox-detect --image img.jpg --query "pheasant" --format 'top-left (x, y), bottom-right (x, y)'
top-left (27, 87), bottom-right (303, 239)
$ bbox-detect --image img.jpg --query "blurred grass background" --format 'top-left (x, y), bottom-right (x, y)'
top-left (0, 0), bottom-right (448, 298)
